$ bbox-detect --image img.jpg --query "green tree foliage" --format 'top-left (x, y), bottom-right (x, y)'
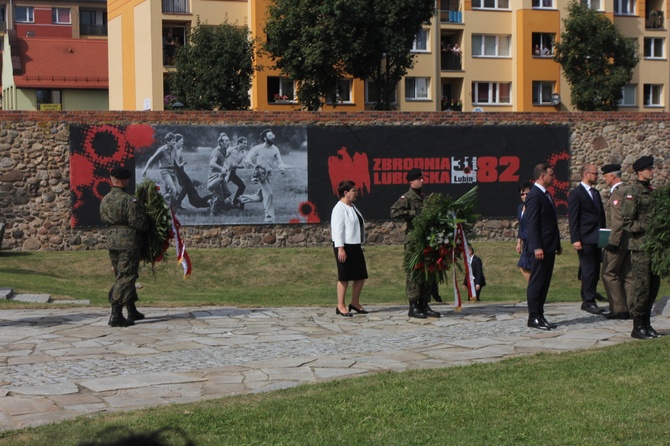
top-left (340, 0), bottom-right (434, 110)
top-left (264, 0), bottom-right (348, 111)
top-left (171, 20), bottom-right (254, 110)
top-left (553, 1), bottom-right (638, 111)
top-left (263, 0), bottom-right (433, 111)
top-left (644, 185), bottom-right (670, 278)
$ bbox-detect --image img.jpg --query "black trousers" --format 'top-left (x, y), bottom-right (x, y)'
top-left (526, 252), bottom-right (556, 318)
top-left (578, 243), bottom-right (601, 303)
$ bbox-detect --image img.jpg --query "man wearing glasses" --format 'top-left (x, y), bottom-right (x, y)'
top-left (568, 164), bottom-right (607, 315)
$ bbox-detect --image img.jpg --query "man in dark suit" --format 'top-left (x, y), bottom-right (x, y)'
top-left (568, 164), bottom-right (607, 315)
top-left (464, 244), bottom-right (486, 301)
top-left (525, 163), bottom-right (562, 330)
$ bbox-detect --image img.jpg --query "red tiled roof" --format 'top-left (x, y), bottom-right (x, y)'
top-left (13, 37), bottom-right (108, 89)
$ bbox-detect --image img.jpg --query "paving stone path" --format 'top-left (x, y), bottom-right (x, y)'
top-left (0, 302), bottom-right (667, 432)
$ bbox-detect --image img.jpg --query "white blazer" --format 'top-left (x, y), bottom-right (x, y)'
top-left (331, 200), bottom-right (365, 247)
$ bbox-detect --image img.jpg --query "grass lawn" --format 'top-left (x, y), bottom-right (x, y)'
top-left (2, 242), bottom-right (666, 308)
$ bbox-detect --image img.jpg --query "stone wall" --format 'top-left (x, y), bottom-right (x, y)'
top-left (0, 111), bottom-right (668, 251)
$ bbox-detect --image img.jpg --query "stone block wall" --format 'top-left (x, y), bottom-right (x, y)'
top-left (0, 111), bottom-right (668, 251)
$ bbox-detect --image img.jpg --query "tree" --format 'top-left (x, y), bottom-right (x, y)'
top-left (263, 0), bottom-right (433, 111)
top-left (553, 1), bottom-right (638, 111)
top-left (171, 20), bottom-right (254, 110)
top-left (340, 0), bottom-right (434, 110)
top-left (264, 0), bottom-right (348, 111)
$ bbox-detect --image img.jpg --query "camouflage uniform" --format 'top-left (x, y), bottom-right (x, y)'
top-left (100, 186), bottom-right (148, 306)
top-left (622, 180), bottom-right (661, 320)
top-left (601, 182), bottom-right (633, 314)
top-left (390, 187), bottom-right (431, 303)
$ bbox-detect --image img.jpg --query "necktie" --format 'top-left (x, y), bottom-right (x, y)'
top-left (545, 190), bottom-right (553, 203)
top-left (590, 188), bottom-right (601, 211)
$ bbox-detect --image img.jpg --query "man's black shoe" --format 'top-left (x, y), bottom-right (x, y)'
top-left (541, 316), bottom-right (558, 329)
top-left (528, 317), bottom-right (552, 331)
top-left (646, 326), bottom-right (662, 338)
top-left (581, 302), bottom-right (605, 314)
top-left (631, 327), bottom-right (654, 339)
top-left (604, 311), bottom-right (630, 320)
top-left (408, 302), bottom-right (427, 319)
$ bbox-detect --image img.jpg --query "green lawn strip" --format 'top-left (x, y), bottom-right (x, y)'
top-left (1, 338), bottom-right (669, 445)
top-left (0, 243), bottom-right (668, 306)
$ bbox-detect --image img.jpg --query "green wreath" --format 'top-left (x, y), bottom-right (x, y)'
top-left (405, 186), bottom-right (479, 285)
top-left (135, 179), bottom-right (173, 269)
top-left (643, 184), bottom-right (670, 278)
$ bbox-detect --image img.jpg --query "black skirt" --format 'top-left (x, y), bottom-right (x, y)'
top-left (333, 243), bottom-right (368, 281)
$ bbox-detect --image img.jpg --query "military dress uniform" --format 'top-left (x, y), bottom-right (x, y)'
top-left (390, 168), bottom-right (440, 318)
top-left (100, 169), bottom-right (148, 327)
top-left (601, 165), bottom-right (632, 318)
top-left (622, 156), bottom-right (661, 339)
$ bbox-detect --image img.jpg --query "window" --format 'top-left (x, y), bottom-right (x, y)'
top-left (472, 0), bottom-right (509, 9)
top-left (614, 0), bottom-right (635, 15)
top-left (365, 80), bottom-right (397, 104)
top-left (267, 77), bottom-right (296, 103)
top-left (532, 82), bottom-right (555, 105)
top-left (331, 79), bottom-right (352, 103)
top-left (619, 84), bottom-right (636, 106)
top-left (472, 82), bottom-right (511, 104)
top-left (472, 35), bottom-right (510, 57)
top-left (643, 84), bottom-right (663, 106)
top-left (80, 9), bottom-right (108, 36)
top-left (405, 77), bottom-right (430, 100)
top-left (36, 89), bottom-right (62, 110)
top-left (412, 30), bottom-right (429, 52)
top-left (532, 33), bottom-right (554, 57)
top-left (15, 6), bottom-right (34, 23)
top-left (52, 8), bottom-right (71, 24)
top-left (532, 0), bottom-right (554, 9)
top-left (644, 38), bottom-right (664, 59)
top-left (581, 0), bottom-right (602, 10)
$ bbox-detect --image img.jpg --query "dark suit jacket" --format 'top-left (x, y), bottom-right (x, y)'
top-left (568, 184), bottom-right (606, 245)
top-left (463, 254), bottom-right (486, 287)
top-left (524, 185), bottom-right (561, 253)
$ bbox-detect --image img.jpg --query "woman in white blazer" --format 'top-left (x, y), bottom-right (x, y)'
top-left (331, 180), bottom-right (368, 317)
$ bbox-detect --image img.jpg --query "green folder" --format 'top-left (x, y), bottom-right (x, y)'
top-left (598, 229), bottom-right (611, 248)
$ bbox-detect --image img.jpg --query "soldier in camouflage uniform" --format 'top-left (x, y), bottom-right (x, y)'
top-left (600, 163), bottom-right (632, 319)
top-left (100, 167), bottom-right (149, 327)
top-left (390, 168), bottom-right (441, 319)
top-left (622, 156), bottom-right (662, 339)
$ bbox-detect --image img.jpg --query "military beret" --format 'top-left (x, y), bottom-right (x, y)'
top-left (406, 168), bottom-right (423, 182)
top-left (110, 166), bottom-right (132, 180)
top-left (601, 164), bottom-right (621, 174)
top-left (632, 156), bottom-right (654, 172)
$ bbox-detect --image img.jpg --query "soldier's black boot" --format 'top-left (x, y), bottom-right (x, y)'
top-left (631, 316), bottom-right (653, 339)
top-left (420, 298), bottom-right (441, 318)
top-left (408, 300), bottom-right (427, 319)
top-left (126, 301), bottom-right (145, 322)
top-left (644, 310), bottom-right (661, 338)
top-left (109, 303), bottom-right (134, 327)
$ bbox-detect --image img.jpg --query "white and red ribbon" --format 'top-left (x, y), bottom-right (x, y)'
top-left (169, 208), bottom-right (192, 278)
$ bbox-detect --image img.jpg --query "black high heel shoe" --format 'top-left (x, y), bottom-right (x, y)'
top-left (336, 308), bottom-right (353, 318)
top-left (348, 304), bottom-right (368, 314)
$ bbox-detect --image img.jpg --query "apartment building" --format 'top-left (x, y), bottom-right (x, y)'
top-left (423, 0), bottom-right (668, 112)
top-left (109, 0), bottom-right (669, 112)
top-left (0, 0), bottom-right (109, 110)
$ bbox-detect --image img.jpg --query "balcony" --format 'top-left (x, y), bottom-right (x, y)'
top-left (646, 10), bottom-right (664, 30)
top-left (439, 0), bottom-right (462, 24)
top-left (162, 0), bottom-right (190, 14)
top-left (80, 24), bottom-right (107, 37)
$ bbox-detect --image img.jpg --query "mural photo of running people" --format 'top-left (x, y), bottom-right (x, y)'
top-left (70, 124), bottom-right (308, 227)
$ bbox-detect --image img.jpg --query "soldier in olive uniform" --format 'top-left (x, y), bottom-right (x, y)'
top-left (622, 156), bottom-right (662, 339)
top-left (390, 168), bottom-right (441, 319)
top-left (100, 167), bottom-right (149, 327)
top-left (600, 163), bottom-right (632, 319)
